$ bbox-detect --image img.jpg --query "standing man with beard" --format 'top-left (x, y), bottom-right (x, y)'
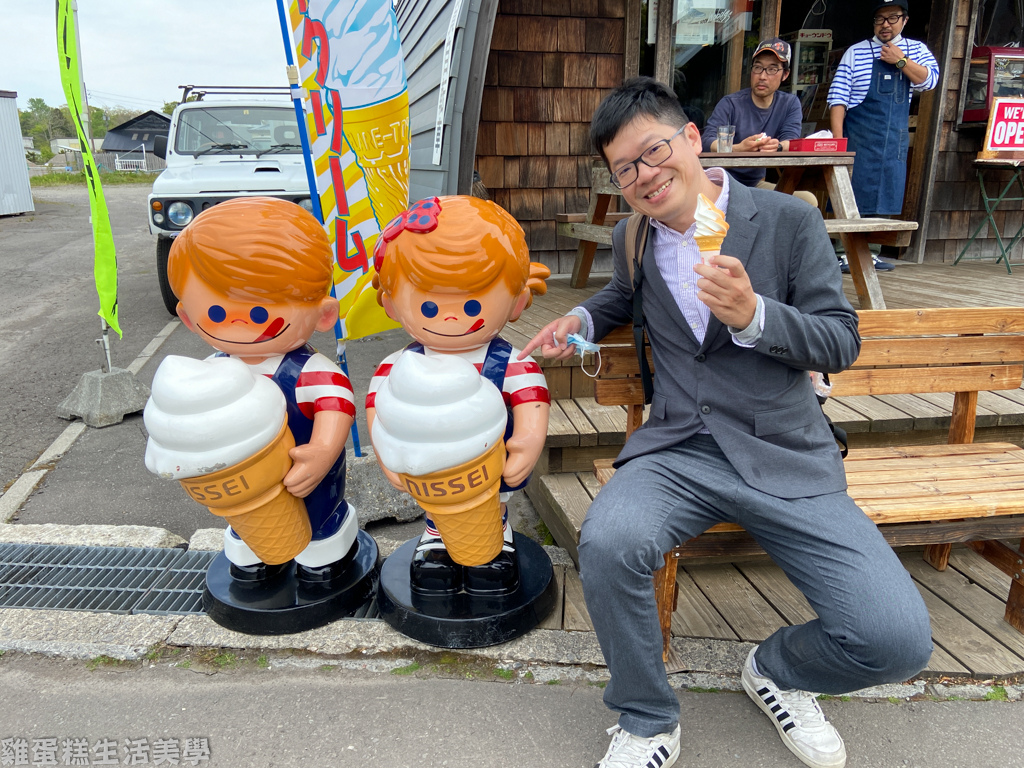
top-left (828, 1), bottom-right (939, 220)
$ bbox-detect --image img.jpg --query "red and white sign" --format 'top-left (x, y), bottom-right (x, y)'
top-left (983, 98), bottom-right (1024, 152)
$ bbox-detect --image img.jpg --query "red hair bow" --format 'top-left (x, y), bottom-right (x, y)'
top-left (372, 197), bottom-right (442, 272)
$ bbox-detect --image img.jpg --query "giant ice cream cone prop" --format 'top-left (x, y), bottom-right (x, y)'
top-left (144, 355), bottom-right (311, 565)
top-left (178, 422), bottom-right (311, 565)
top-left (372, 352), bottom-right (509, 567)
top-left (695, 193), bottom-right (729, 265)
top-left (395, 441), bottom-right (505, 566)
top-left (343, 92), bottom-right (410, 228)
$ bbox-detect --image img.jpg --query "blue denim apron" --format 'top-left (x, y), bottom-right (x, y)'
top-left (844, 49), bottom-right (911, 216)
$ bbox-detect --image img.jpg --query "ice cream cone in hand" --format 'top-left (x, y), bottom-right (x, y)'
top-left (144, 356), bottom-right (311, 565)
top-left (371, 352), bottom-right (509, 566)
top-left (695, 193), bottom-right (729, 266)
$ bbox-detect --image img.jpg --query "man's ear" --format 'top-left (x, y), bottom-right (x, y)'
top-left (315, 296), bottom-right (340, 333)
top-left (684, 122), bottom-right (703, 154)
top-left (176, 304), bottom-right (195, 332)
top-left (782, 68), bottom-right (791, 82)
top-left (509, 289), bottom-right (531, 322)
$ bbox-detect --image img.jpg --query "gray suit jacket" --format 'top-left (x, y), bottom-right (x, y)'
top-left (582, 181), bottom-right (860, 499)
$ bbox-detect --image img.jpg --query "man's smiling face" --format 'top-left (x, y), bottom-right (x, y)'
top-left (176, 276), bottom-right (327, 361)
top-left (384, 279), bottom-right (526, 353)
top-left (605, 116), bottom-right (707, 233)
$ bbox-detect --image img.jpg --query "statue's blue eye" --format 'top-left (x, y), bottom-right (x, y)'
top-left (464, 300), bottom-right (482, 317)
top-left (249, 306), bottom-right (269, 324)
top-left (207, 305), bottom-right (226, 323)
top-left (421, 301), bottom-right (439, 318)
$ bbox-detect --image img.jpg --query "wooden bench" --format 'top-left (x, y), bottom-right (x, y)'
top-left (589, 307), bottom-right (1024, 662)
top-left (558, 160), bottom-right (919, 311)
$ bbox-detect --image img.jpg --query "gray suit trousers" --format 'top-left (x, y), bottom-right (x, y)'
top-left (579, 434), bottom-right (933, 738)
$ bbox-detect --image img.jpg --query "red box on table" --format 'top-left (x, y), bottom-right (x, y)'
top-left (788, 138), bottom-right (848, 152)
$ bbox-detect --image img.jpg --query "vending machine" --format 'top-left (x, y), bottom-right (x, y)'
top-left (780, 29), bottom-right (833, 98)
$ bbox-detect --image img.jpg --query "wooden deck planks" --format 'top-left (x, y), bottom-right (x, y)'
top-left (562, 567), bottom-right (594, 632)
top-left (671, 568), bottom-right (738, 640)
top-left (685, 564), bottom-right (788, 642)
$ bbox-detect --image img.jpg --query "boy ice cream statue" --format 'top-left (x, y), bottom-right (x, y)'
top-left (144, 196), bottom-right (376, 632)
top-left (367, 196), bottom-right (556, 645)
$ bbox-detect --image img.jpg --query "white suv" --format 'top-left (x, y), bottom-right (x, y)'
top-left (149, 96), bottom-right (313, 314)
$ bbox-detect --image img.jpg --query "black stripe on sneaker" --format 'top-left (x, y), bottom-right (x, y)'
top-left (763, 695), bottom-right (776, 704)
top-left (782, 721), bottom-right (796, 733)
top-left (776, 713), bottom-right (790, 723)
top-left (757, 687), bottom-right (771, 696)
top-left (770, 704), bottom-right (782, 713)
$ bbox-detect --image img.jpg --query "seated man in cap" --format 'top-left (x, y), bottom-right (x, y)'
top-left (702, 38), bottom-right (818, 208)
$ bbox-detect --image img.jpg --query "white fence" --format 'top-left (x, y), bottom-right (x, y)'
top-left (114, 143), bottom-right (147, 171)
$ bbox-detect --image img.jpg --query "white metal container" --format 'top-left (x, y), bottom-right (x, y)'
top-left (0, 91), bottom-right (34, 216)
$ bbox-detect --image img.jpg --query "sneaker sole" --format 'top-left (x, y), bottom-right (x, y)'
top-left (741, 675), bottom-right (846, 768)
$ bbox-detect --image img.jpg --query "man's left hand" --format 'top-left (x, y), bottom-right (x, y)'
top-left (879, 41), bottom-right (905, 65)
top-left (694, 255), bottom-right (758, 329)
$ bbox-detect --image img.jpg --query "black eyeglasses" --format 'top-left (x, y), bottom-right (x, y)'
top-left (609, 126), bottom-right (686, 190)
top-left (751, 64), bottom-right (783, 76)
top-left (873, 13), bottom-right (905, 25)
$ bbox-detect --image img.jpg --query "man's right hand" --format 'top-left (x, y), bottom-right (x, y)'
top-left (735, 133), bottom-right (771, 152)
top-left (516, 315), bottom-right (583, 361)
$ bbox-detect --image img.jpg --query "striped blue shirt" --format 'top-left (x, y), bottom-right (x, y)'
top-left (827, 34), bottom-right (939, 110)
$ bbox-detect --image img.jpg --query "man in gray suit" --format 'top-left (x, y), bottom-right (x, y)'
top-left (519, 78), bottom-right (931, 768)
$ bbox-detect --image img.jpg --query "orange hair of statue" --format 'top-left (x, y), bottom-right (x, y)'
top-left (167, 196), bottom-right (333, 304)
top-left (374, 195), bottom-right (549, 308)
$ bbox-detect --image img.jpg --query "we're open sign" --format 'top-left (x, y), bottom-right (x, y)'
top-left (983, 98), bottom-right (1024, 153)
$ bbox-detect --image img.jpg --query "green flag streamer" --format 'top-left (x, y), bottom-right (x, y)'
top-left (56, 0), bottom-right (121, 336)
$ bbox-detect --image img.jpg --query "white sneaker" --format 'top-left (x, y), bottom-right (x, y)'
top-left (596, 724), bottom-right (680, 768)
top-left (741, 647), bottom-right (846, 768)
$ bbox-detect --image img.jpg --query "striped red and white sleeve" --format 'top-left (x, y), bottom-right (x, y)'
top-left (503, 350), bottom-right (549, 407)
top-left (365, 350), bottom-right (402, 410)
top-left (295, 353), bottom-right (355, 420)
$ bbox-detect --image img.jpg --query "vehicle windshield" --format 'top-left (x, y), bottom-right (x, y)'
top-left (174, 106), bottom-right (301, 156)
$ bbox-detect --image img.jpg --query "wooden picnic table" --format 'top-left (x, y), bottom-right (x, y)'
top-left (559, 152), bottom-right (919, 310)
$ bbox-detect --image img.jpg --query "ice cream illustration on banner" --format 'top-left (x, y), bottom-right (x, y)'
top-left (372, 352), bottom-right (509, 566)
top-left (324, 0), bottom-right (410, 229)
top-left (144, 356), bottom-right (312, 565)
top-left (694, 192), bottom-right (729, 265)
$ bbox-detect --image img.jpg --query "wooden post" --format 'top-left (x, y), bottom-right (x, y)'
top-left (759, 0), bottom-right (781, 39)
top-left (653, 553), bottom-right (678, 662)
top-left (654, 0), bottom-right (675, 86)
top-left (625, 0), bottom-right (642, 79)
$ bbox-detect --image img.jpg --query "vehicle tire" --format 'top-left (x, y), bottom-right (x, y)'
top-left (156, 236), bottom-right (178, 316)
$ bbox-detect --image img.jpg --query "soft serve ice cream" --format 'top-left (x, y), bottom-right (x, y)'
top-left (694, 193), bottom-right (729, 265)
top-left (372, 351), bottom-right (509, 565)
top-left (145, 356), bottom-right (285, 479)
top-left (144, 355), bottom-right (311, 564)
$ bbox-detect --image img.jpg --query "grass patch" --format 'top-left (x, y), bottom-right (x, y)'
top-left (494, 668), bottom-right (515, 680)
top-left (176, 660), bottom-right (191, 669)
top-left (256, 655), bottom-right (270, 669)
top-left (535, 521), bottom-right (555, 547)
top-left (589, 681), bottom-right (607, 689)
top-left (523, 671), bottom-right (534, 681)
top-left (984, 686), bottom-right (1008, 701)
top-left (546, 679), bottom-right (561, 685)
top-left (392, 662), bottom-right (422, 676)
top-left (212, 653), bottom-right (238, 669)
top-left (31, 170), bottom-right (158, 187)
top-left (688, 686), bottom-right (720, 694)
top-left (840, 696), bottom-right (851, 702)
top-left (887, 697), bottom-right (901, 704)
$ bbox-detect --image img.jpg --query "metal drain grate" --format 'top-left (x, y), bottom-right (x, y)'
top-left (0, 543), bottom-right (217, 615)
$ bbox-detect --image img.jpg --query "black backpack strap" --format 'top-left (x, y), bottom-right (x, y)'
top-left (625, 214), bottom-right (653, 405)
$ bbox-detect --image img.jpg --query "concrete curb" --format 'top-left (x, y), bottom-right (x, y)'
top-left (0, 523), bottom-right (186, 548)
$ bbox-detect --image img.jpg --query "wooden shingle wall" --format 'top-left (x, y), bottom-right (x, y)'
top-left (925, 0), bottom-right (1023, 263)
top-left (475, 0), bottom-right (626, 274)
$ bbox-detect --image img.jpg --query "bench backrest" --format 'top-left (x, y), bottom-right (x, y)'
top-left (594, 307), bottom-right (1024, 444)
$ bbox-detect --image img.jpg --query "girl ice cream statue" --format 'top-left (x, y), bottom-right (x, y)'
top-left (144, 197), bottom-right (378, 634)
top-left (367, 195), bottom-right (557, 647)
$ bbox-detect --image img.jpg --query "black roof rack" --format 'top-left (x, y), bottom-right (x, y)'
top-left (178, 85), bottom-right (291, 103)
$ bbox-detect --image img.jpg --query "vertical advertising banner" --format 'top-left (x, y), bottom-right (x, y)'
top-left (56, 0), bottom-right (122, 336)
top-left (277, 0), bottom-right (410, 341)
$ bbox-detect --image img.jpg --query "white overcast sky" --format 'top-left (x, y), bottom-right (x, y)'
top-left (1, 1), bottom-right (291, 113)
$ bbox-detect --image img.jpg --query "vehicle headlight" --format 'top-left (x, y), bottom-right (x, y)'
top-left (153, 213), bottom-right (165, 224)
top-left (297, 198), bottom-right (313, 212)
top-left (167, 201), bottom-right (194, 227)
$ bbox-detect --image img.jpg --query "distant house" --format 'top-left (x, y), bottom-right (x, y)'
top-left (100, 111), bottom-right (170, 153)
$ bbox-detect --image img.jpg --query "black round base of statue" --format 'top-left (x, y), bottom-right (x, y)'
top-left (203, 531), bottom-right (379, 635)
top-left (377, 532), bottom-right (556, 648)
